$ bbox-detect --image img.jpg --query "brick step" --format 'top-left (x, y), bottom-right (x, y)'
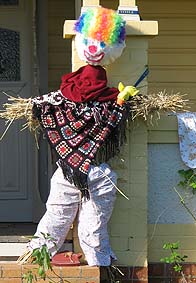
top-left (0, 263), bottom-right (100, 283)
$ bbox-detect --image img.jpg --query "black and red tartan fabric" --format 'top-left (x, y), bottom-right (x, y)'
top-left (32, 90), bottom-right (128, 196)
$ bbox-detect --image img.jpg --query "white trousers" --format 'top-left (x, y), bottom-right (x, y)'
top-left (28, 163), bottom-right (117, 266)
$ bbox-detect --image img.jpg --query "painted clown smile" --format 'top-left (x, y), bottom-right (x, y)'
top-left (84, 50), bottom-right (105, 63)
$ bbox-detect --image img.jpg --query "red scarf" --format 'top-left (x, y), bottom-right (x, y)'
top-left (60, 65), bottom-right (119, 103)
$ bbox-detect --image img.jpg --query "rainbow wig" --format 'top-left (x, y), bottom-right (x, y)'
top-left (74, 7), bottom-right (126, 46)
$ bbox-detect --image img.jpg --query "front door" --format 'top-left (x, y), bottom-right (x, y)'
top-left (0, 0), bottom-right (36, 221)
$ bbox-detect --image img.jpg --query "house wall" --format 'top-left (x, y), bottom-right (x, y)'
top-left (137, 0), bottom-right (196, 262)
top-left (91, 0), bottom-right (196, 264)
top-left (48, 0), bottom-right (75, 91)
top-left (100, 0), bottom-right (118, 9)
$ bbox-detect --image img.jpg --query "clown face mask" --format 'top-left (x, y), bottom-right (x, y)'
top-left (75, 33), bottom-right (125, 66)
top-left (74, 7), bottom-right (126, 66)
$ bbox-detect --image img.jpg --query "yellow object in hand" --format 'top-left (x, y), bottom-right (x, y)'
top-left (117, 82), bottom-right (139, 106)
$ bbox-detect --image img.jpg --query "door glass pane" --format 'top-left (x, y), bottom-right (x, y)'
top-left (0, 0), bottom-right (18, 5)
top-left (0, 28), bottom-right (20, 81)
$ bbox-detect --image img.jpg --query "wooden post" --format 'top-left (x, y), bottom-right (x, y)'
top-left (119, 0), bottom-right (136, 6)
top-left (118, 0), bottom-right (139, 20)
top-left (83, 0), bottom-right (100, 6)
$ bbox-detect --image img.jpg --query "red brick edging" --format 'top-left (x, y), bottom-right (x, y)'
top-left (149, 263), bottom-right (196, 283)
top-left (0, 263), bottom-right (100, 283)
top-left (2, 262), bottom-right (196, 283)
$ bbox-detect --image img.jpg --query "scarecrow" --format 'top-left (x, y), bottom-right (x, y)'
top-left (23, 7), bottom-right (130, 266)
top-left (0, 6), bottom-right (187, 267)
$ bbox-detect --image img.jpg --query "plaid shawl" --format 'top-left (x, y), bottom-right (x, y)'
top-left (32, 90), bottom-right (129, 198)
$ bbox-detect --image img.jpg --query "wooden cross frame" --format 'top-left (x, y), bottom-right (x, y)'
top-left (83, 0), bottom-right (136, 6)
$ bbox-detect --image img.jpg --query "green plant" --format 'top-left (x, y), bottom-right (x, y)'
top-left (22, 270), bottom-right (35, 283)
top-left (22, 233), bottom-right (61, 283)
top-left (175, 168), bottom-right (196, 222)
top-left (159, 169), bottom-right (196, 283)
top-left (178, 169), bottom-right (196, 194)
top-left (160, 242), bottom-right (188, 273)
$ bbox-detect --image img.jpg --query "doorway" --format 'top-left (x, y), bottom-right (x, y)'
top-left (0, 0), bottom-right (35, 221)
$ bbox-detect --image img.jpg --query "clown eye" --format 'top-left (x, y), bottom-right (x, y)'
top-left (83, 38), bottom-right (88, 45)
top-left (100, 41), bottom-right (106, 48)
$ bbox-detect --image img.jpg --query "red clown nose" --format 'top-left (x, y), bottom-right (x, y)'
top-left (88, 45), bottom-right (97, 54)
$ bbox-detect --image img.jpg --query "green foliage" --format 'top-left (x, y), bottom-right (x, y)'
top-left (178, 169), bottom-right (196, 194)
top-left (160, 242), bottom-right (188, 273)
top-left (22, 233), bottom-right (59, 283)
top-left (22, 271), bottom-right (36, 283)
top-left (160, 171), bottom-right (195, 279)
top-left (31, 244), bottom-right (52, 280)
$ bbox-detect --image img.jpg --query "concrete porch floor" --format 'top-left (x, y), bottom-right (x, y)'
top-left (0, 223), bottom-right (36, 261)
top-left (0, 223), bottom-right (37, 242)
top-left (0, 223), bottom-right (72, 261)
